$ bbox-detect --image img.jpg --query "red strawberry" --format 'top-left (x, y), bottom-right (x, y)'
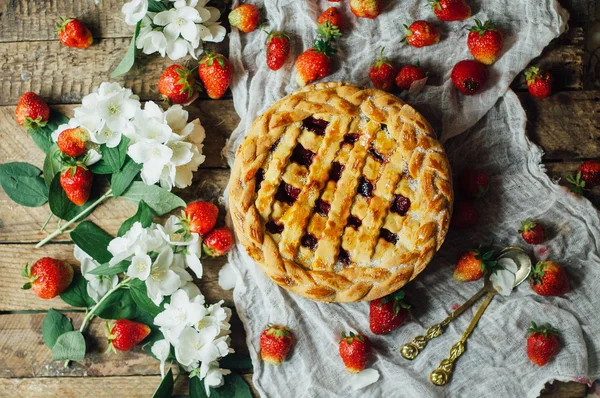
top-left (453, 249), bottom-right (496, 282)
top-left (369, 48), bottom-right (398, 91)
top-left (228, 4), bottom-right (261, 33)
top-left (529, 261), bottom-right (570, 297)
top-left (450, 201), bottom-right (478, 229)
top-left (451, 60), bottom-right (489, 95)
top-left (107, 319), bottom-right (151, 352)
top-left (260, 324), bottom-right (294, 365)
top-left (15, 92), bottom-right (50, 129)
top-left (295, 45), bottom-right (333, 87)
top-left (266, 31), bottom-right (291, 71)
top-left (467, 20), bottom-right (503, 65)
top-left (56, 17), bottom-right (93, 49)
top-left (318, 7), bottom-right (345, 31)
top-left (350, 0), bottom-right (382, 19)
top-left (525, 67), bottom-right (553, 98)
top-left (158, 65), bottom-right (196, 105)
top-left (198, 52), bottom-right (234, 100)
top-left (459, 168), bottom-right (490, 198)
top-left (21, 257), bottom-right (73, 299)
top-left (182, 201), bottom-right (218, 235)
top-left (575, 160), bottom-right (600, 189)
top-left (60, 165), bottom-right (93, 206)
top-left (429, 0), bottom-right (471, 21)
top-left (203, 226), bottom-right (234, 257)
top-left (519, 219), bottom-right (545, 245)
top-left (57, 127), bottom-right (89, 157)
top-left (403, 21), bottom-right (440, 48)
top-left (369, 290), bottom-right (411, 335)
top-left (339, 332), bottom-right (371, 373)
top-left (395, 62), bottom-right (427, 91)
top-left (527, 322), bottom-right (560, 366)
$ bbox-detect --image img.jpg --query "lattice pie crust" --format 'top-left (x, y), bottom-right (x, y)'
top-left (229, 82), bottom-right (453, 302)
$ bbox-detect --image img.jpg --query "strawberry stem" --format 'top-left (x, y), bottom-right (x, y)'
top-left (36, 189), bottom-right (114, 248)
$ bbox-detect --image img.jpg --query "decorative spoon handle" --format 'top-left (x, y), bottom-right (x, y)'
top-left (430, 290), bottom-right (497, 386)
top-left (400, 286), bottom-right (487, 360)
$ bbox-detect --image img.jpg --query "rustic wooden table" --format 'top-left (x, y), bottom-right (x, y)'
top-left (0, 0), bottom-right (598, 396)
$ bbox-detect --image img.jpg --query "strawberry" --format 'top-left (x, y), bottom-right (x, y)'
top-left (429, 0), bottom-right (471, 22)
top-left (158, 65), bottom-right (196, 105)
top-left (60, 165), bottom-right (93, 206)
top-left (450, 201), bottom-right (478, 229)
top-left (203, 226), bottom-right (234, 257)
top-left (519, 219), bottom-right (545, 245)
top-left (459, 168), bottom-right (490, 198)
top-left (21, 257), bottom-right (73, 299)
top-left (453, 249), bottom-right (496, 282)
top-left (451, 60), bottom-right (488, 95)
top-left (57, 127), bottom-right (89, 157)
top-left (56, 17), bottom-right (93, 49)
top-left (198, 52), bottom-right (234, 100)
top-left (527, 322), bottom-right (560, 366)
top-left (403, 21), bottom-right (440, 48)
top-left (575, 160), bottom-right (600, 188)
top-left (15, 92), bottom-right (51, 129)
top-left (182, 201), bottom-right (218, 235)
top-left (339, 332), bottom-right (371, 373)
top-left (318, 7), bottom-right (345, 31)
top-left (266, 31), bottom-right (291, 71)
top-left (107, 319), bottom-right (151, 352)
top-left (228, 4), bottom-right (261, 33)
top-left (369, 290), bottom-right (411, 335)
top-left (529, 261), bottom-right (570, 297)
top-left (350, 0), bottom-right (382, 19)
top-left (467, 19), bottom-right (503, 65)
top-left (295, 25), bottom-right (339, 88)
top-left (525, 67), bottom-right (553, 98)
top-left (395, 62), bottom-right (427, 91)
top-left (260, 324), bottom-right (294, 365)
top-left (369, 48), bottom-right (398, 91)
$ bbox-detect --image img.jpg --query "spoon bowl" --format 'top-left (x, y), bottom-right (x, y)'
top-left (497, 246), bottom-right (532, 287)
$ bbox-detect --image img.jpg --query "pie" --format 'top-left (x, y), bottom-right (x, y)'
top-left (229, 82), bottom-right (453, 302)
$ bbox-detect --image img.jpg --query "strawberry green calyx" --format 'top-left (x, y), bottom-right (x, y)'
top-left (316, 21), bottom-right (342, 42)
top-left (341, 331), bottom-right (364, 344)
top-left (200, 51), bottom-right (226, 68)
top-left (56, 16), bottom-right (74, 34)
top-left (266, 31), bottom-right (290, 44)
top-left (21, 263), bottom-right (37, 290)
top-left (24, 116), bottom-right (48, 129)
top-left (265, 324), bottom-right (292, 339)
top-left (530, 261), bottom-right (550, 285)
top-left (524, 66), bottom-right (545, 85)
top-left (567, 171), bottom-right (585, 194)
top-left (313, 38), bottom-right (336, 57)
top-left (374, 47), bottom-right (393, 69)
top-left (379, 289), bottom-right (411, 315)
top-left (469, 19), bottom-right (497, 36)
top-left (428, 0), bottom-right (442, 11)
top-left (403, 24), bottom-right (413, 38)
top-left (519, 219), bottom-right (538, 233)
top-left (174, 66), bottom-right (195, 98)
top-left (105, 321), bottom-right (118, 354)
top-left (474, 249), bottom-right (498, 275)
top-left (528, 321), bottom-right (559, 338)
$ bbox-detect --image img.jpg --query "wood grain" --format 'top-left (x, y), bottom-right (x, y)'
top-left (0, 374), bottom-right (258, 397)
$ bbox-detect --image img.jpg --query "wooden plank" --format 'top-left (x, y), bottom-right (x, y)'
top-left (544, 161), bottom-right (600, 207)
top-left (0, 374), bottom-right (258, 397)
top-left (0, 243), bottom-right (234, 311)
top-left (558, 0), bottom-right (597, 22)
top-left (539, 381), bottom-right (588, 397)
top-left (517, 91), bottom-right (600, 161)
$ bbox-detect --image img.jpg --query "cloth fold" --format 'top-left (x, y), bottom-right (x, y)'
top-left (223, 1), bottom-right (599, 397)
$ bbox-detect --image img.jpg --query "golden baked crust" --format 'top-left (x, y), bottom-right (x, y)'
top-left (228, 82), bottom-right (453, 302)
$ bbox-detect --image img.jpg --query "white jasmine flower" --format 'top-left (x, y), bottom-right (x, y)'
top-left (198, 300), bottom-right (231, 336)
top-left (126, 253), bottom-right (153, 280)
top-left (154, 289), bottom-right (206, 340)
top-left (167, 37), bottom-right (197, 60)
top-left (159, 216), bottom-right (204, 277)
top-left (74, 245), bottom-right (118, 303)
top-left (202, 7), bottom-right (226, 43)
top-left (153, 4), bottom-right (204, 45)
top-left (180, 281), bottom-right (202, 300)
top-left (218, 262), bottom-right (240, 291)
top-left (146, 247), bottom-right (182, 305)
top-left (128, 141), bottom-right (174, 185)
top-left (84, 147), bottom-right (102, 166)
top-left (137, 29), bottom-right (169, 57)
top-left (122, 0), bottom-right (148, 26)
top-left (174, 326), bottom-right (220, 368)
top-left (108, 222), bottom-right (165, 266)
top-left (129, 102), bottom-right (173, 143)
top-left (151, 339), bottom-right (171, 378)
top-left (200, 361), bottom-right (231, 396)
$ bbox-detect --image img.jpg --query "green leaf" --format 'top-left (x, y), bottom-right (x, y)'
top-left (219, 354), bottom-right (253, 371)
top-left (190, 373), bottom-right (252, 398)
top-left (153, 368), bottom-right (174, 398)
top-left (60, 274), bottom-right (95, 308)
top-left (48, 174), bottom-right (95, 220)
top-left (121, 181), bottom-right (186, 215)
top-left (43, 145), bottom-right (63, 187)
top-left (0, 162), bottom-right (48, 207)
top-left (52, 331), bottom-right (86, 361)
top-left (29, 111), bottom-right (69, 153)
top-left (103, 137), bottom-right (130, 173)
top-left (42, 309), bottom-right (74, 349)
top-left (70, 221), bottom-right (113, 264)
top-left (95, 288), bottom-right (137, 320)
top-left (111, 21), bottom-right (141, 78)
top-left (129, 279), bottom-right (162, 317)
top-left (89, 159), bottom-right (114, 175)
top-left (147, 0), bottom-right (169, 12)
top-left (87, 260), bottom-right (129, 276)
top-left (110, 158), bottom-right (142, 198)
top-left (118, 200), bottom-right (155, 237)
